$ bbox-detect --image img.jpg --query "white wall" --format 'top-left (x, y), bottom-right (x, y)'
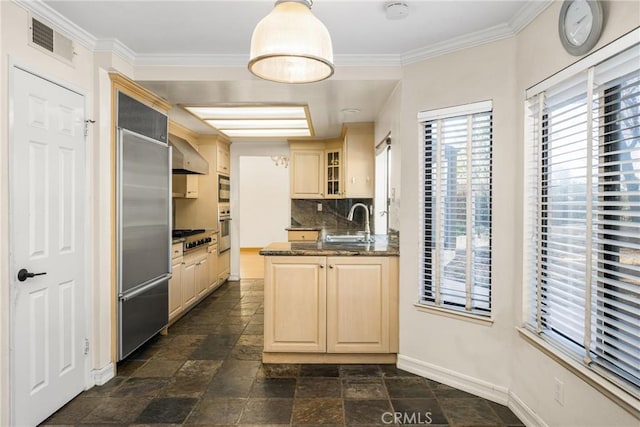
top-left (394, 1), bottom-right (640, 426)
top-left (397, 34), bottom-right (519, 395)
top-left (230, 142), bottom-right (290, 279)
top-left (239, 156), bottom-right (290, 247)
top-left (375, 82), bottom-right (402, 232)
top-left (0, 3), bottom-right (139, 423)
top-left (510, 2), bottom-right (640, 425)
top-left (0, 2), bottom-right (95, 424)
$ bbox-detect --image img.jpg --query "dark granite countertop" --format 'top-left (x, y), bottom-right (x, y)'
top-left (260, 235), bottom-right (399, 257)
top-left (285, 227), bottom-right (322, 231)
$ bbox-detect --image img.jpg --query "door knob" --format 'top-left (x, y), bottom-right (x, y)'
top-left (17, 268), bottom-right (47, 282)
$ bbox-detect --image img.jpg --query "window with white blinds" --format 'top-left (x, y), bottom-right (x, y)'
top-left (419, 101), bottom-right (492, 317)
top-left (525, 43), bottom-right (640, 392)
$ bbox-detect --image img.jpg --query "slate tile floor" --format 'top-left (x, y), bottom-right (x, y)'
top-left (42, 279), bottom-right (524, 426)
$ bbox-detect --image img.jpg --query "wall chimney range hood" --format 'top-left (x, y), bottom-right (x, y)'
top-left (169, 135), bottom-right (209, 174)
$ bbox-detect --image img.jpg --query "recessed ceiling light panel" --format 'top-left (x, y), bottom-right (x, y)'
top-left (184, 104), bottom-right (314, 138)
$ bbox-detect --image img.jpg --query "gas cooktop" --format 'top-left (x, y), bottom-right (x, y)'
top-left (172, 229), bottom-right (206, 238)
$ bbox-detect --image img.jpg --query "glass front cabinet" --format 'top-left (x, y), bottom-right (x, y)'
top-left (325, 148), bottom-right (342, 198)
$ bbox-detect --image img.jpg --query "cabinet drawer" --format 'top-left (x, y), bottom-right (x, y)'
top-left (287, 230), bottom-right (319, 242)
top-left (171, 243), bottom-right (183, 259)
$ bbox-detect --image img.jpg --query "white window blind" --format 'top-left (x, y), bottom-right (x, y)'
top-left (525, 43), bottom-right (640, 391)
top-left (419, 102), bottom-right (492, 316)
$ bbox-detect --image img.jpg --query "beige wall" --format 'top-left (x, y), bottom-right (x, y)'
top-left (0, 2), bottom-right (137, 423)
top-left (0, 2), bottom-right (94, 424)
top-left (394, 1), bottom-right (639, 425)
top-left (511, 2), bottom-right (640, 425)
top-left (397, 34), bottom-right (519, 389)
top-left (374, 82), bottom-right (402, 232)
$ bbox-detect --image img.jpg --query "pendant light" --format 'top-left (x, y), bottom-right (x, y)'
top-left (248, 0), bottom-right (334, 84)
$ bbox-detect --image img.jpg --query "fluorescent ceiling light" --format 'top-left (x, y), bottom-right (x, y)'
top-left (205, 119), bottom-right (308, 130)
top-left (185, 106), bottom-right (307, 119)
top-left (221, 129), bottom-right (311, 138)
top-left (184, 104), bottom-right (314, 138)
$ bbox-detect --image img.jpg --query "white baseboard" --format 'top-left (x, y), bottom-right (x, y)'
top-left (397, 354), bottom-right (510, 405)
top-left (90, 363), bottom-right (115, 386)
top-left (508, 391), bottom-right (548, 427)
top-left (229, 274), bottom-right (240, 281)
top-left (397, 354), bottom-right (548, 427)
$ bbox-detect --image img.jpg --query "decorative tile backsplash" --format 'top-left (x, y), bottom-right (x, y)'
top-left (291, 199), bottom-right (374, 232)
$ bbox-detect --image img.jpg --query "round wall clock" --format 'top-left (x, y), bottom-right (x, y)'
top-left (558, 0), bottom-right (604, 56)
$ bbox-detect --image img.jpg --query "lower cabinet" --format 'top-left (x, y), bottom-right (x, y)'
top-left (218, 249), bottom-right (231, 283)
top-left (264, 257), bottom-right (327, 352)
top-left (195, 252), bottom-right (209, 298)
top-left (179, 247), bottom-right (208, 314)
top-left (327, 257), bottom-right (391, 353)
top-left (169, 256), bottom-right (183, 322)
top-left (208, 244), bottom-right (219, 290)
top-left (264, 256), bottom-right (398, 355)
top-left (182, 254), bottom-right (197, 309)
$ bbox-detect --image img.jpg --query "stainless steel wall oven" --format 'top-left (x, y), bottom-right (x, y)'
top-left (218, 174), bottom-right (230, 203)
top-left (218, 205), bottom-right (231, 252)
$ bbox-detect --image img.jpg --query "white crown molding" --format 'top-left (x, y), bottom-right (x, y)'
top-left (400, 0), bottom-right (553, 65)
top-left (134, 53), bottom-right (248, 67)
top-left (13, 0), bottom-right (96, 50)
top-left (134, 53), bottom-right (402, 68)
top-left (334, 54), bottom-right (402, 67)
top-left (13, 0), bottom-right (553, 70)
top-left (94, 39), bottom-right (137, 64)
top-left (508, 0), bottom-right (554, 34)
top-left (400, 22), bottom-right (514, 65)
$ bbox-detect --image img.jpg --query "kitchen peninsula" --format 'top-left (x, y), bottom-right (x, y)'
top-left (259, 236), bottom-right (399, 364)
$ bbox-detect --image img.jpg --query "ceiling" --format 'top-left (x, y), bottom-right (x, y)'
top-left (39, 0), bottom-right (551, 141)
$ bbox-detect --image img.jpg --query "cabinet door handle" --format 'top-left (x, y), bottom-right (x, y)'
top-left (329, 265), bottom-right (334, 269)
top-left (319, 265), bottom-right (325, 269)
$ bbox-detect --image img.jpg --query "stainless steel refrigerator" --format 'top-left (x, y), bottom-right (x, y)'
top-left (117, 128), bottom-right (171, 360)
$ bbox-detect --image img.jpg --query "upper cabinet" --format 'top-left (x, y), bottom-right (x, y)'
top-left (343, 123), bottom-right (374, 198)
top-left (290, 143), bottom-right (325, 199)
top-left (324, 138), bottom-right (342, 199)
top-left (217, 142), bottom-right (230, 175)
top-left (289, 123), bottom-right (374, 200)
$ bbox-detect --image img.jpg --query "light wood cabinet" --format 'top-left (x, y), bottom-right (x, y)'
top-left (208, 243), bottom-right (219, 290)
top-left (172, 174), bottom-right (198, 198)
top-left (343, 123), bottom-right (374, 198)
top-left (195, 252), bottom-right (209, 298)
top-left (217, 143), bottom-right (230, 175)
top-left (287, 230), bottom-right (320, 242)
top-left (182, 256), bottom-right (197, 308)
top-left (169, 256), bottom-right (183, 322)
top-left (327, 257), bottom-right (389, 353)
top-left (324, 148), bottom-right (342, 198)
top-left (218, 249), bottom-right (231, 283)
top-left (264, 255), bottom-right (398, 357)
top-left (264, 257), bottom-right (327, 352)
top-left (290, 148), bottom-right (324, 199)
top-left (289, 125), bottom-right (373, 200)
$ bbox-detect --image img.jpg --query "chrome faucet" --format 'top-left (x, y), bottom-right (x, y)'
top-left (347, 203), bottom-right (371, 242)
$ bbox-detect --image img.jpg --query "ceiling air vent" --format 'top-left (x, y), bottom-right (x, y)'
top-left (31, 17), bottom-right (75, 63)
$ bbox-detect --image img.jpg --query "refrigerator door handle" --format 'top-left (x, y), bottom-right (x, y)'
top-left (119, 274), bottom-right (171, 302)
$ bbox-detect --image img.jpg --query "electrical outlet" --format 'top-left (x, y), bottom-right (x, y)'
top-left (554, 378), bottom-right (564, 406)
top-left (317, 203), bottom-right (322, 212)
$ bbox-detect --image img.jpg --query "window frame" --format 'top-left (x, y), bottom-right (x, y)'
top-left (523, 29), bottom-right (640, 400)
top-left (417, 100), bottom-right (493, 319)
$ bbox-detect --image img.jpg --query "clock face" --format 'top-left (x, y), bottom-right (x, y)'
top-left (564, 0), bottom-right (594, 46)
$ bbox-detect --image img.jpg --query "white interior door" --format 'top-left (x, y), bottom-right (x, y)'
top-left (10, 67), bottom-right (87, 426)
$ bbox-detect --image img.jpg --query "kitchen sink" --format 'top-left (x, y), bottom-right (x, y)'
top-left (324, 234), bottom-right (374, 243)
